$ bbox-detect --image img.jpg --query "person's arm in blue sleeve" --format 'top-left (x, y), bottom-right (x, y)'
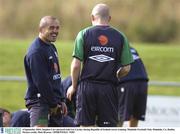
top-left (29, 52), bottom-right (57, 108)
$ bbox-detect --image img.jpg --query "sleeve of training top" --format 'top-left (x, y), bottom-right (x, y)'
top-left (29, 52), bottom-right (57, 108)
top-left (10, 110), bottom-right (30, 127)
top-left (72, 30), bottom-right (84, 61)
top-left (130, 47), bottom-right (141, 61)
top-left (120, 35), bottom-right (134, 65)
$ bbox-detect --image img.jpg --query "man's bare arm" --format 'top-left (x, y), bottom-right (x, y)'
top-left (66, 58), bottom-right (81, 101)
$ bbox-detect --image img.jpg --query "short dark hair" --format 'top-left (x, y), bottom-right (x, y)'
top-left (0, 108), bottom-right (10, 115)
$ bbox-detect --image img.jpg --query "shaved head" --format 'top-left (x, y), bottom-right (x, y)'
top-left (91, 3), bottom-right (110, 21)
top-left (39, 16), bottom-right (59, 29)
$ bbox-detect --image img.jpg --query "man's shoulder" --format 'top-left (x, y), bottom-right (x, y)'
top-left (10, 109), bottom-right (30, 127)
top-left (12, 109), bottom-right (29, 117)
top-left (77, 26), bottom-right (93, 35)
top-left (27, 38), bottom-right (47, 57)
top-left (109, 26), bottom-right (127, 36)
top-left (83, 26), bottom-right (94, 31)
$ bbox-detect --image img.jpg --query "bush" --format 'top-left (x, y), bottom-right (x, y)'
top-left (135, 18), bottom-right (178, 43)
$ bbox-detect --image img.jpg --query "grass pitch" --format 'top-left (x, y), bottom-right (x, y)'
top-left (0, 39), bottom-right (180, 111)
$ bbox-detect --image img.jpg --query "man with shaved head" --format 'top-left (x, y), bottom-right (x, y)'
top-left (24, 16), bottom-right (67, 127)
top-left (67, 3), bottom-right (133, 127)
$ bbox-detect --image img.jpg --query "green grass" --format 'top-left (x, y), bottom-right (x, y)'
top-left (149, 86), bottom-right (180, 96)
top-left (0, 39), bottom-right (74, 77)
top-left (0, 39), bottom-right (180, 111)
top-left (0, 82), bottom-right (26, 111)
top-left (134, 43), bottom-right (180, 81)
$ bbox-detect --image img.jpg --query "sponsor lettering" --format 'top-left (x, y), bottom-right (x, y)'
top-left (91, 46), bottom-right (114, 53)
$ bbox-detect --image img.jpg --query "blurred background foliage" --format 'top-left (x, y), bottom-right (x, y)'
top-left (0, 0), bottom-right (179, 43)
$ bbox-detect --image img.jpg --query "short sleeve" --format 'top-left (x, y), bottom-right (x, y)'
top-left (120, 35), bottom-right (134, 65)
top-left (72, 30), bottom-right (84, 61)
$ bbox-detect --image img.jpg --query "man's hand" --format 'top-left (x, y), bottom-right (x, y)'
top-left (50, 104), bottom-right (62, 116)
top-left (116, 65), bottom-right (131, 80)
top-left (66, 85), bottom-right (76, 101)
top-left (50, 102), bottom-right (68, 116)
top-left (61, 102), bottom-right (68, 116)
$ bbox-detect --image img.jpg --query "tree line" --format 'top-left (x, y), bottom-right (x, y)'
top-left (0, 0), bottom-right (179, 43)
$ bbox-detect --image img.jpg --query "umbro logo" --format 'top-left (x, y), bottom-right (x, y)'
top-left (89, 54), bottom-right (114, 62)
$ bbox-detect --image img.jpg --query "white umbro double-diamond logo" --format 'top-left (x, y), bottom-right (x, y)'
top-left (89, 54), bottom-right (114, 62)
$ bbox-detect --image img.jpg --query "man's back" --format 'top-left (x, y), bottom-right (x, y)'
top-left (67, 3), bottom-right (133, 127)
top-left (74, 25), bottom-right (132, 83)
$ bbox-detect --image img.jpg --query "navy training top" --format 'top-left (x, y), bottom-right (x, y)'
top-left (24, 37), bottom-right (63, 108)
top-left (119, 47), bottom-right (149, 83)
top-left (73, 25), bottom-right (133, 84)
top-left (10, 110), bottom-right (30, 127)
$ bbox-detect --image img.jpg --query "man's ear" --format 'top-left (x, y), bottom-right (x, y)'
top-left (39, 27), bottom-right (42, 33)
top-left (108, 16), bottom-right (111, 22)
top-left (91, 15), bottom-right (95, 21)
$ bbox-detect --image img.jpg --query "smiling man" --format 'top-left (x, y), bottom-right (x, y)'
top-left (24, 16), bottom-right (67, 127)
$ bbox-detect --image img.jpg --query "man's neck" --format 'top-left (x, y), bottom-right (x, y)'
top-left (39, 35), bottom-right (51, 45)
top-left (92, 20), bottom-right (109, 26)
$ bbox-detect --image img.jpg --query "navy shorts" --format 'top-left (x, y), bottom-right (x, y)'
top-left (75, 81), bottom-right (118, 127)
top-left (117, 80), bottom-right (148, 121)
